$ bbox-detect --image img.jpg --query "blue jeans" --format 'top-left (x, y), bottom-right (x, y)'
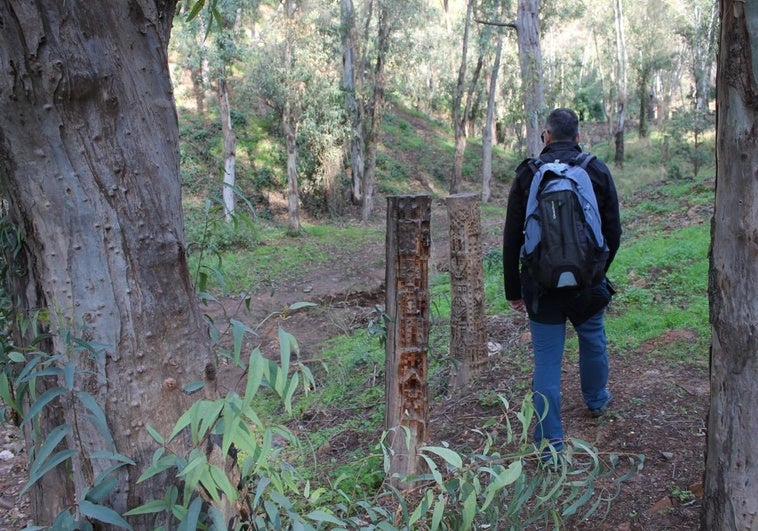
top-left (530, 311), bottom-right (611, 451)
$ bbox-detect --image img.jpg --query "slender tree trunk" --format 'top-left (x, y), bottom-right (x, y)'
top-left (451, 0), bottom-right (475, 194)
top-left (341, 0), bottom-right (365, 205)
top-left (517, 0), bottom-right (545, 158)
top-left (191, 66), bottom-right (206, 116)
top-left (703, 2), bottom-right (758, 526)
top-left (283, 110), bottom-right (301, 234)
top-left (218, 76), bottom-right (237, 222)
top-left (481, 32), bottom-right (502, 203)
top-left (613, 0), bottom-right (628, 167)
top-left (638, 67), bottom-right (650, 138)
top-left (0, 1), bottom-right (216, 526)
top-left (361, 1), bottom-right (391, 223)
top-left (693, 1), bottom-right (718, 111)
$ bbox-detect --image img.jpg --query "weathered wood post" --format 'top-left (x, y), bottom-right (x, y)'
top-left (384, 194), bottom-right (431, 487)
top-left (446, 193), bottom-right (487, 388)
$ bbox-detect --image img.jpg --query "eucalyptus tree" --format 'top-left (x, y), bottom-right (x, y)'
top-left (0, 0), bottom-right (224, 526)
top-left (703, 1), bottom-right (758, 528)
top-left (450, 0), bottom-right (482, 194)
top-left (340, 0), bottom-right (421, 222)
top-left (685, 0), bottom-right (718, 111)
top-left (341, 0), bottom-right (365, 205)
top-left (514, 0), bottom-right (545, 158)
top-left (627, 0), bottom-right (677, 137)
top-left (244, 2), bottom-right (343, 232)
top-left (612, 0), bottom-right (628, 167)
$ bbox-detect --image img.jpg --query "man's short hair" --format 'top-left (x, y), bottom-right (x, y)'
top-left (546, 108), bottom-right (579, 141)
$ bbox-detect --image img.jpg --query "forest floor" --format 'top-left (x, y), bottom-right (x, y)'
top-left (0, 191), bottom-right (709, 530)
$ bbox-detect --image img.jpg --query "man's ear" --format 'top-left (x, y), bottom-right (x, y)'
top-left (574, 133), bottom-right (581, 143)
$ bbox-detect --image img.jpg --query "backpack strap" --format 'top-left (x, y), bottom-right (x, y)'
top-left (571, 152), bottom-right (596, 170)
top-left (527, 158), bottom-right (544, 174)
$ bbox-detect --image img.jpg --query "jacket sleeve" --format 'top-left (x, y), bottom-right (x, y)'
top-left (503, 164), bottom-right (530, 300)
top-left (589, 159), bottom-right (622, 270)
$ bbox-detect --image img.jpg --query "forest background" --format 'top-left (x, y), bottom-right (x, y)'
top-left (0, 0), bottom-right (722, 529)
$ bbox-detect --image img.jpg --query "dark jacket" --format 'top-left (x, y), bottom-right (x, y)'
top-left (502, 141), bottom-right (622, 323)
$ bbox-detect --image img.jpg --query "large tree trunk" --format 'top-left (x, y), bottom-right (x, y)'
top-left (516, 0), bottom-right (545, 158)
top-left (0, 1), bottom-right (216, 526)
top-left (702, 1), bottom-right (758, 529)
top-left (218, 75), bottom-right (237, 222)
top-left (341, 0), bottom-right (365, 205)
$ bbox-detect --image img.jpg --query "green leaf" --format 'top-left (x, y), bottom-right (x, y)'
top-left (306, 510), bottom-right (345, 526)
top-left (186, 0), bottom-right (205, 21)
top-left (22, 449), bottom-right (75, 494)
top-left (8, 351), bottom-right (25, 363)
top-left (409, 490), bottom-right (433, 528)
top-left (79, 500), bottom-right (132, 529)
top-left (123, 499), bottom-right (167, 516)
top-left (182, 381), bottom-right (205, 394)
top-left (137, 454), bottom-right (179, 483)
top-left (431, 494), bottom-right (446, 531)
top-left (420, 445), bottom-right (463, 469)
top-left (0, 373), bottom-right (19, 415)
top-left (63, 361), bottom-right (76, 390)
top-left (419, 454), bottom-right (443, 486)
top-left (207, 506), bottom-right (227, 530)
top-left (461, 487), bottom-right (477, 531)
top-left (145, 424), bottom-right (164, 445)
top-left (288, 302), bottom-right (317, 311)
top-left (28, 424), bottom-right (70, 478)
top-left (178, 496), bottom-right (202, 531)
top-left (84, 476), bottom-right (118, 503)
top-left (209, 464), bottom-right (238, 504)
top-left (481, 461), bottom-right (523, 511)
top-left (77, 391), bottom-right (115, 449)
top-left (21, 387), bottom-right (66, 426)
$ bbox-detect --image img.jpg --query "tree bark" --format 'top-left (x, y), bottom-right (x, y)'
top-left (341, 0), bottom-right (365, 205)
top-left (613, 0), bottom-right (628, 168)
top-left (218, 75), bottom-right (237, 222)
top-left (451, 0), bottom-right (475, 194)
top-left (702, 1), bottom-right (758, 529)
top-left (482, 26), bottom-right (504, 204)
top-left (361, 1), bottom-right (391, 223)
top-left (283, 109), bottom-right (302, 234)
top-left (516, 0), bottom-right (545, 158)
top-left (0, 1), bottom-right (216, 526)
top-left (692, 1), bottom-right (718, 112)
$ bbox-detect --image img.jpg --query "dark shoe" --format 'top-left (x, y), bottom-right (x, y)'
top-left (590, 393), bottom-right (614, 418)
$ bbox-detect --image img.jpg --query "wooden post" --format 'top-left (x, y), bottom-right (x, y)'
top-left (384, 194), bottom-right (431, 487)
top-left (446, 193), bottom-right (488, 388)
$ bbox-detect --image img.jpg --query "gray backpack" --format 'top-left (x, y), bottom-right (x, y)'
top-left (521, 153), bottom-right (609, 290)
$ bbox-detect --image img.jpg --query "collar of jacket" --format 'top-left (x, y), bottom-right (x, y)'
top-left (540, 141), bottom-right (582, 157)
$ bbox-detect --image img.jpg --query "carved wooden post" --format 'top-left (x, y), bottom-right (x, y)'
top-left (446, 193), bottom-right (487, 388)
top-left (384, 194), bottom-right (431, 487)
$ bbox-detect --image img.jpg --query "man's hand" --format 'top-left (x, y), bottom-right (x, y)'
top-left (508, 299), bottom-right (526, 313)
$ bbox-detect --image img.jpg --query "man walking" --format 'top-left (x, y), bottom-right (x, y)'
top-left (503, 108), bottom-right (622, 458)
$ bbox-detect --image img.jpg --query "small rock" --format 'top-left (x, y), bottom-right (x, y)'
top-left (660, 451), bottom-right (674, 460)
top-left (0, 450), bottom-right (14, 461)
